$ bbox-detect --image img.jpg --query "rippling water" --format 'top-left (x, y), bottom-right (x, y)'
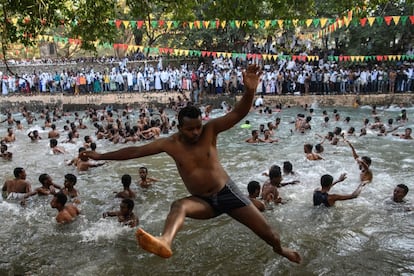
top-left (1, 104), bottom-right (413, 275)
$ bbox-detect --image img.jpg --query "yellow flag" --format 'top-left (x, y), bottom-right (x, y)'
top-left (392, 16), bottom-right (400, 25)
top-left (277, 20), bottom-right (284, 29)
top-left (221, 20), bottom-right (226, 28)
top-left (320, 18), bottom-right (328, 27)
top-left (122, 20), bottom-right (130, 28)
top-left (189, 22), bottom-right (194, 29)
top-left (367, 17), bottom-right (375, 26)
top-left (235, 20), bottom-right (241, 28)
top-left (292, 19), bottom-right (299, 27)
top-left (306, 19), bottom-right (313, 27)
top-left (265, 20), bottom-right (271, 28)
top-left (166, 21), bottom-right (173, 29)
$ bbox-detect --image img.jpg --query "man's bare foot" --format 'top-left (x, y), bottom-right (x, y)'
top-left (135, 228), bottom-right (173, 258)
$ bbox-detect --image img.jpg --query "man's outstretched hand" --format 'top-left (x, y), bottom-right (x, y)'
top-left (242, 64), bottom-right (263, 92)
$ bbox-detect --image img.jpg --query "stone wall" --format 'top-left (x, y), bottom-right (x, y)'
top-left (239, 93), bottom-right (414, 108)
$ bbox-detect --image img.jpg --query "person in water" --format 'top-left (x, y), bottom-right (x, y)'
top-left (115, 174), bottom-right (136, 199)
top-left (82, 65), bottom-right (301, 263)
top-left (103, 198), bottom-right (139, 227)
top-left (344, 139), bottom-right (373, 184)
top-left (313, 173), bottom-right (365, 207)
top-left (247, 180), bottom-right (265, 212)
top-left (50, 192), bottom-right (80, 224)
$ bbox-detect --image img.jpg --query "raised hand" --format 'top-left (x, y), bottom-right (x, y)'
top-left (242, 64), bottom-right (263, 92)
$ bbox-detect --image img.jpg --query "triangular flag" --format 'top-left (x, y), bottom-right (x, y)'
top-left (292, 19), bottom-right (299, 27)
top-left (194, 21), bottom-right (201, 29)
top-left (277, 20), bottom-right (284, 29)
top-left (320, 18), bottom-right (327, 27)
top-left (130, 21), bottom-right (136, 29)
top-left (397, 55), bottom-right (401, 60)
top-left (221, 20), bottom-right (226, 29)
top-left (203, 21), bottom-right (210, 28)
top-left (306, 19), bottom-right (313, 27)
top-left (122, 20), bottom-right (130, 28)
top-left (166, 21), bottom-right (173, 29)
top-left (115, 20), bottom-right (122, 28)
top-left (313, 18), bottom-right (320, 27)
top-left (235, 20), bottom-right (241, 28)
top-left (210, 20), bottom-right (216, 29)
top-left (173, 21), bottom-right (180, 28)
top-left (376, 16), bottom-right (383, 25)
top-left (159, 20), bottom-right (165, 27)
top-left (189, 22), bottom-right (194, 29)
top-left (137, 21), bottom-right (144, 29)
top-left (410, 16), bottom-right (414, 24)
top-left (265, 20), bottom-right (271, 28)
top-left (384, 16), bottom-right (392, 26)
top-left (360, 18), bottom-right (367, 27)
top-left (229, 21), bottom-right (235, 28)
top-left (401, 16), bottom-right (408, 25)
top-left (151, 21), bottom-right (158, 28)
top-left (367, 17), bottom-right (375, 26)
top-left (392, 16), bottom-right (400, 25)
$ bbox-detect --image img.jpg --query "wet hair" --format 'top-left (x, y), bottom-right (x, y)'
top-left (50, 138), bottom-right (58, 147)
top-left (304, 143), bottom-right (313, 152)
top-left (54, 192), bottom-right (67, 206)
top-left (178, 106), bottom-right (201, 126)
top-left (84, 135), bottom-right (90, 142)
top-left (397, 184), bottom-right (409, 195)
top-left (78, 147), bottom-right (86, 153)
top-left (269, 165), bottom-right (281, 180)
top-left (65, 173), bottom-right (77, 185)
top-left (247, 181), bottom-right (261, 195)
top-left (315, 143), bottom-right (324, 153)
top-left (283, 161), bottom-right (293, 174)
top-left (324, 117), bottom-right (329, 123)
top-left (39, 173), bottom-right (49, 184)
top-left (122, 198), bottom-right (134, 211)
top-left (90, 142), bottom-right (97, 151)
top-left (121, 174), bottom-right (132, 188)
top-left (361, 156), bottom-right (372, 166)
top-left (321, 174), bottom-right (334, 188)
top-left (1, 144), bottom-right (8, 151)
top-left (14, 167), bottom-right (24, 178)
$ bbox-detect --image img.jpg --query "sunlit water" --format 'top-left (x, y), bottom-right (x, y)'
top-left (1, 103), bottom-right (413, 275)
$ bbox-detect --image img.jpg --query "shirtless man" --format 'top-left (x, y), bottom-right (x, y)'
top-left (2, 127), bottom-right (16, 143)
top-left (2, 167), bottom-right (32, 200)
top-left (48, 124), bottom-right (60, 139)
top-left (247, 181), bottom-right (265, 212)
top-left (0, 143), bottom-right (12, 160)
top-left (50, 139), bottom-right (66, 154)
top-left (50, 192), bottom-right (80, 224)
top-left (116, 174), bottom-right (136, 199)
top-left (245, 129), bottom-right (265, 143)
top-left (22, 174), bottom-right (62, 204)
top-left (103, 198), bottom-right (139, 227)
top-left (261, 165), bottom-right (283, 206)
top-left (138, 167), bottom-right (159, 188)
top-left (304, 143), bottom-right (324, 160)
top-left (82, 65), bottom-right (301, 263)
top-left (392, 127), bottom-right (413, 140)
top-left (345, 140), bottom-right (373, 184)
top-left (313, 173), bottom-right (365, 207)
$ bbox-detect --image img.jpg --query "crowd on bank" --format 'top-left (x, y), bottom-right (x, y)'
top-left (1, 54), bottom-right (414, 102)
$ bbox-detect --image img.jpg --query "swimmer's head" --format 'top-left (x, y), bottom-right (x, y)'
top-left (122, 174), bottom-right (132, 188)
top-left (321, 174), bottom-right (334, 188)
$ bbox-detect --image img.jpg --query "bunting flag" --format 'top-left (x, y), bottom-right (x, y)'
top-left (28, 34), bottom-right (414, 63)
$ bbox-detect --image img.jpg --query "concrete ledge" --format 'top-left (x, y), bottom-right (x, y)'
top-left (237, 93), bottom-right (414, 107)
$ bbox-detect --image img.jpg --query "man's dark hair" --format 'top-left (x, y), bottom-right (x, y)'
top-left (65, 173), bottom-right (77, 185)
top-left (321, 174), bottom-right (334, 188)
top-left (39, 173), bottom-right (49, 184)
top-left (247, 181), bottom-right (261, 195)
top-left (178, 106), bottom-right (201, 126)
top-left (122, 174), bottom-right (132, 188)
top-left (269, 165), bottom-right (281, 180)
top-left (397, 184), bottom-right (409, 195)
top-left (55, 192), bottom-right (68, 206)
top-left (14, 167), bottom-right (24, 178)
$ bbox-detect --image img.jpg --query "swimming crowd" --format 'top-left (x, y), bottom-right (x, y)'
top-left (1, 94), bottom-right (411, 221)
top-left (2, 53), bottom-right (414, 100)
top-left (0, 64), bottom-right (412, 264)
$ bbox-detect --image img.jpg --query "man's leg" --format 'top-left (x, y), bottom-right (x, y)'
top-left (136, 196), bottom-right (215, 258)
top-left (227, 204), bottom-right (301, 263)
